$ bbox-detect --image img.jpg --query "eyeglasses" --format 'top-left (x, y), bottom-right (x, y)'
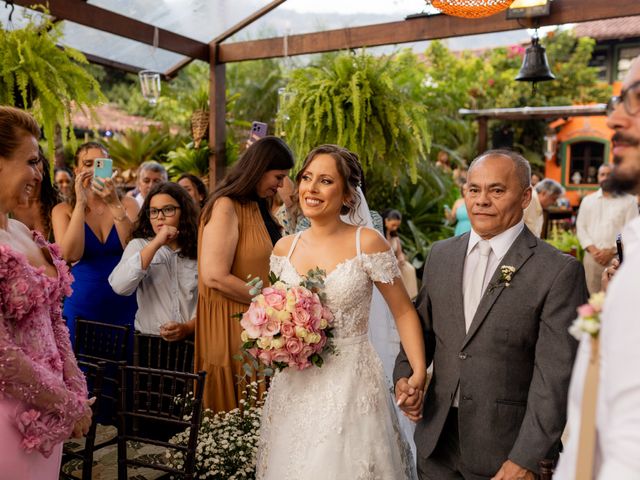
top-left (606, 80), bottom-right (640, 117)
top-left (148, 206), bottom-right (180, 219)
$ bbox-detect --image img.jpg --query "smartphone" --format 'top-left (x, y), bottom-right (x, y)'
top-left (93, 158), bottom-right (113, 180)
top-left (249, 121), bottom-right (268, 141)
top-left (616, 233), bottom-right (624, 264)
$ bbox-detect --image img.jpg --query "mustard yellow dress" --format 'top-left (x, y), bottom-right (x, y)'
top-left (195, 198), bottom-right (272, 412)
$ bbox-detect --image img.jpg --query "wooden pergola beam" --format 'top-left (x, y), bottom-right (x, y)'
top-left (218, 0), bottom-right (640, 63)
top-left (14, 0), bottom-right (209, 62)
top-left (82, 53), bottom-right (144, 76)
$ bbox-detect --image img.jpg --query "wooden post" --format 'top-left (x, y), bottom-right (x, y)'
top-left (478, 116), bottom-right (488, 155)
top-left (208, 43), bottom-right (226, 190)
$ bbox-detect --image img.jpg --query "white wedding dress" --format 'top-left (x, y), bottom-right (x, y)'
top-left (256, 228), bottom-right (416, 480)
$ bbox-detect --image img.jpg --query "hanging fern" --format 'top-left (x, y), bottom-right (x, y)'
top-left (278, 50), bottom-right (431, 182)
top-left (0, 8), bottom-right (105, 158)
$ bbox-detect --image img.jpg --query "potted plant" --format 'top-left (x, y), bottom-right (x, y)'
top-left (0, 7), bottom-right (105, 156)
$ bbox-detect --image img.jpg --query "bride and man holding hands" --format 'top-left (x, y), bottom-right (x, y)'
top-left (256, 144), bottom-right (587, 480)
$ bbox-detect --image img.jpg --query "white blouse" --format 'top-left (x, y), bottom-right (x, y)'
top-left (108, 238), bottom-right (198, 335)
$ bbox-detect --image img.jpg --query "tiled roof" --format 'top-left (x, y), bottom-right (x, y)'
top-left (72, 103), bottom-right (165, 133)
top-left (574, 16), bottom-right (640, 41)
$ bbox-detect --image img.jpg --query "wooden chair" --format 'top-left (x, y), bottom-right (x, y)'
top-left (60, 360), bottom-right (106, 480)
top-left (74, 318), bottom-right (131, 425)
top-left (133, 332), bottom-right (194, 373)
top-left (539, 459), bottom-right (555, 480)
top-left (117, 365), bottom-right (206, 480)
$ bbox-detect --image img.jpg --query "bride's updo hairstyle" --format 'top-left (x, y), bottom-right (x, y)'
top-left (296, 144), bottom-right (362, 219)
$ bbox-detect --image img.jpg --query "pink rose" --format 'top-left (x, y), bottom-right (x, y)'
top-left (285, 337), bottom-right (303, 355)
top-left (322, 306), bottom-right (334, 323)
top-left (300, 344), bottom-right (315, 359)
top-left (280, 322), bottom-right (295, 338)
top-left (263, 319), bottom-right (281, 337)
top-left (247, 304), bottom-right (268, 326)
top-left (263, 287), bottom-right (286, 310)
top-left (240, 315), bottom-right (262, 338)
top-left (578, 304), bottom-right (595, 318)
top-left (258, 349), bottom-right (274, 365)
top-left (272, 350), bottom-right (291, 364)
top-left (292, 307), bottom-right (311, 327)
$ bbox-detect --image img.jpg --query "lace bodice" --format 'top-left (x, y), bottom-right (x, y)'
top-left (0, 231), bottom-right (90, 457)
top-left (270, 229), bottom-right (400, 340)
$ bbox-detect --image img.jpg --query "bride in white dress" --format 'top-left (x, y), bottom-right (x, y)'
top-left (256, 145), bottom-right (426, 480)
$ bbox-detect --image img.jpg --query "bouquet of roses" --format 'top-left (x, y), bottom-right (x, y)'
top-left (239, 268), bottom-right (335, 371)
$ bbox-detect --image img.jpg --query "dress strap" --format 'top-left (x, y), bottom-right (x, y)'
top-left (286, 232), bottom-right (303, 260)
top-left (355, 226), bottom-right (363, 258)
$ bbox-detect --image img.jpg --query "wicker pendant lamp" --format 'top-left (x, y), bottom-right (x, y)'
top-left (427, 0), bottom-right (516, 18)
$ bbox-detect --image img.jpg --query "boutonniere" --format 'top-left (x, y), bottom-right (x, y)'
top-left (569, 292), bottom-right (605, 340)
top-left (488, 265), bottom-right (516, 293)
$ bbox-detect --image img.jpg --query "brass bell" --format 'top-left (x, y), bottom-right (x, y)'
top-left (515, 36), bottom-right (555, 85)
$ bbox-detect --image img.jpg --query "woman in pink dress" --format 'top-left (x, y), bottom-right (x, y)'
top-left (0, 106), bottom-right (93, 479)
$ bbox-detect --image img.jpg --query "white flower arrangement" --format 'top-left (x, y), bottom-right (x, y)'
top-left (488, 265), bottom-right (517, 293)
top-left (166, 382), bottom-right (264, 479)
top-left (569, 292), bottom-right (605, 340)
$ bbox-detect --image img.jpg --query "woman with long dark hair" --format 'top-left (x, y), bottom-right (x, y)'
top-left (197, 136), bottom-right (294, 412)
top-left (109, 182), bottom-right (199, 340)
top-left (177, 173), bottom-right (208, 210)
top-left (51, 141), bottom-right (139, 341)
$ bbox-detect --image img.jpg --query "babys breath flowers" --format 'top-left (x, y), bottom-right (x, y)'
top-left (166, 382), bottom-right (264, 479)
top-left (569, 291), bottom-right (605, 340)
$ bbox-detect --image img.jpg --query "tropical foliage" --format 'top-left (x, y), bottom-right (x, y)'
top-left (0, 8), bottom-right (104, 157)
top-left (105, 127), bottom-right (184, 171)
top-left (165, 140), bottom-right (211, 179)
top-left (278, 50), bottom-right (431, 181)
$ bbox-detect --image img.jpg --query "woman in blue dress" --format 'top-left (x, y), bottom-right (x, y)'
top-left (446, 185), bottom-right (471, 236)
top-left (51, 142), bottom-right (139, 342)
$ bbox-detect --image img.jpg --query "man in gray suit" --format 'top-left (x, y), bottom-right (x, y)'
top-left (394, 150), bottom-right (588, 480)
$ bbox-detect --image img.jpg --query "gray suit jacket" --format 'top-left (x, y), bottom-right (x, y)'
top-left (394, 227), bottom-right (588, 476)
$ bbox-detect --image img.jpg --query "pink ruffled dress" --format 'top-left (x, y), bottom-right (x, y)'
top-left (0, 232), bottom-right (90, 479)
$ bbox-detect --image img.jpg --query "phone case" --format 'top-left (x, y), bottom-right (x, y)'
top-left (250, 121), bottom-right (268, 139)
top-left (93, 158), bottom-right (113, 179)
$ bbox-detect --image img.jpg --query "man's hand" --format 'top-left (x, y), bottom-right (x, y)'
top-left (601, 257), bottom-right (620, 292)
top-left (491, 460), bottom-right (535, 480)
top-left (395, 377), bottom-right (424, 422)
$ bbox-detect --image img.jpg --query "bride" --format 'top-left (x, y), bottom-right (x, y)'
top-left (256, 145), bottom-right (426, 479)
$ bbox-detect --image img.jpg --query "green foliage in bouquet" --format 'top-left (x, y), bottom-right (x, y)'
top-left (0, 8), bottom-right (105, 158)
top-left (278, 50), bottom-right (431, 182)
top-left (166, 382), bottom-right (264, 479)
top-left (546, 227), bottom-right (584, 262)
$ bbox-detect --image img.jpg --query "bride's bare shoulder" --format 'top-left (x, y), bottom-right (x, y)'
top-left (359, 227), bottom-right (390, 255)
top-left (273, 233), bottom-right (297, 257)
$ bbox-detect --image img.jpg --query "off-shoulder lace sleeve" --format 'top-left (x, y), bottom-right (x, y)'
top-left (270, 255), bottom-right (287, 279)
top-left (361, 250), bottom-right (401, 284)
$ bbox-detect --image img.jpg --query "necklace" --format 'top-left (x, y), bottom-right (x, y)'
top-left (86, 202), bottom-right (105, 216)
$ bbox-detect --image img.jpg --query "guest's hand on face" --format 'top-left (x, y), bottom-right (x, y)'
top-left (154, 224), bottom-right (179, 246)
top-left (395, 377), bottom-right (424, 422)
top-left (491, 460), bottom-right (534, 480)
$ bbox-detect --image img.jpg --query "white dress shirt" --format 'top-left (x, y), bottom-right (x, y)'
top-left (523, 190), bottom-right (543, 237)
top-left (463, 220), bottom-right (525, 318)
top-left (453, 220), bottom-right (524, 407)
top-left (108, 238), bottom-right (198, 335)
top-left (576, 189), bottom-right (638, 250)
top-left (555, 216), bottom-right (640, 479)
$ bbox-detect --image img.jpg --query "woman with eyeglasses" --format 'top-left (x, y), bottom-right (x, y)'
top-left (109, 182), bottom-right (199, 341)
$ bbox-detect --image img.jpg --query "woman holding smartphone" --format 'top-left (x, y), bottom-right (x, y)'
top-left (51, 142), bottom-right (139, 342)
top-left (109, 182), bottom-right (198, 341)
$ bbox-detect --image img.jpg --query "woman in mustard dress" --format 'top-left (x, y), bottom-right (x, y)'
top-left (197, 136), bottom-right (294, 412)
